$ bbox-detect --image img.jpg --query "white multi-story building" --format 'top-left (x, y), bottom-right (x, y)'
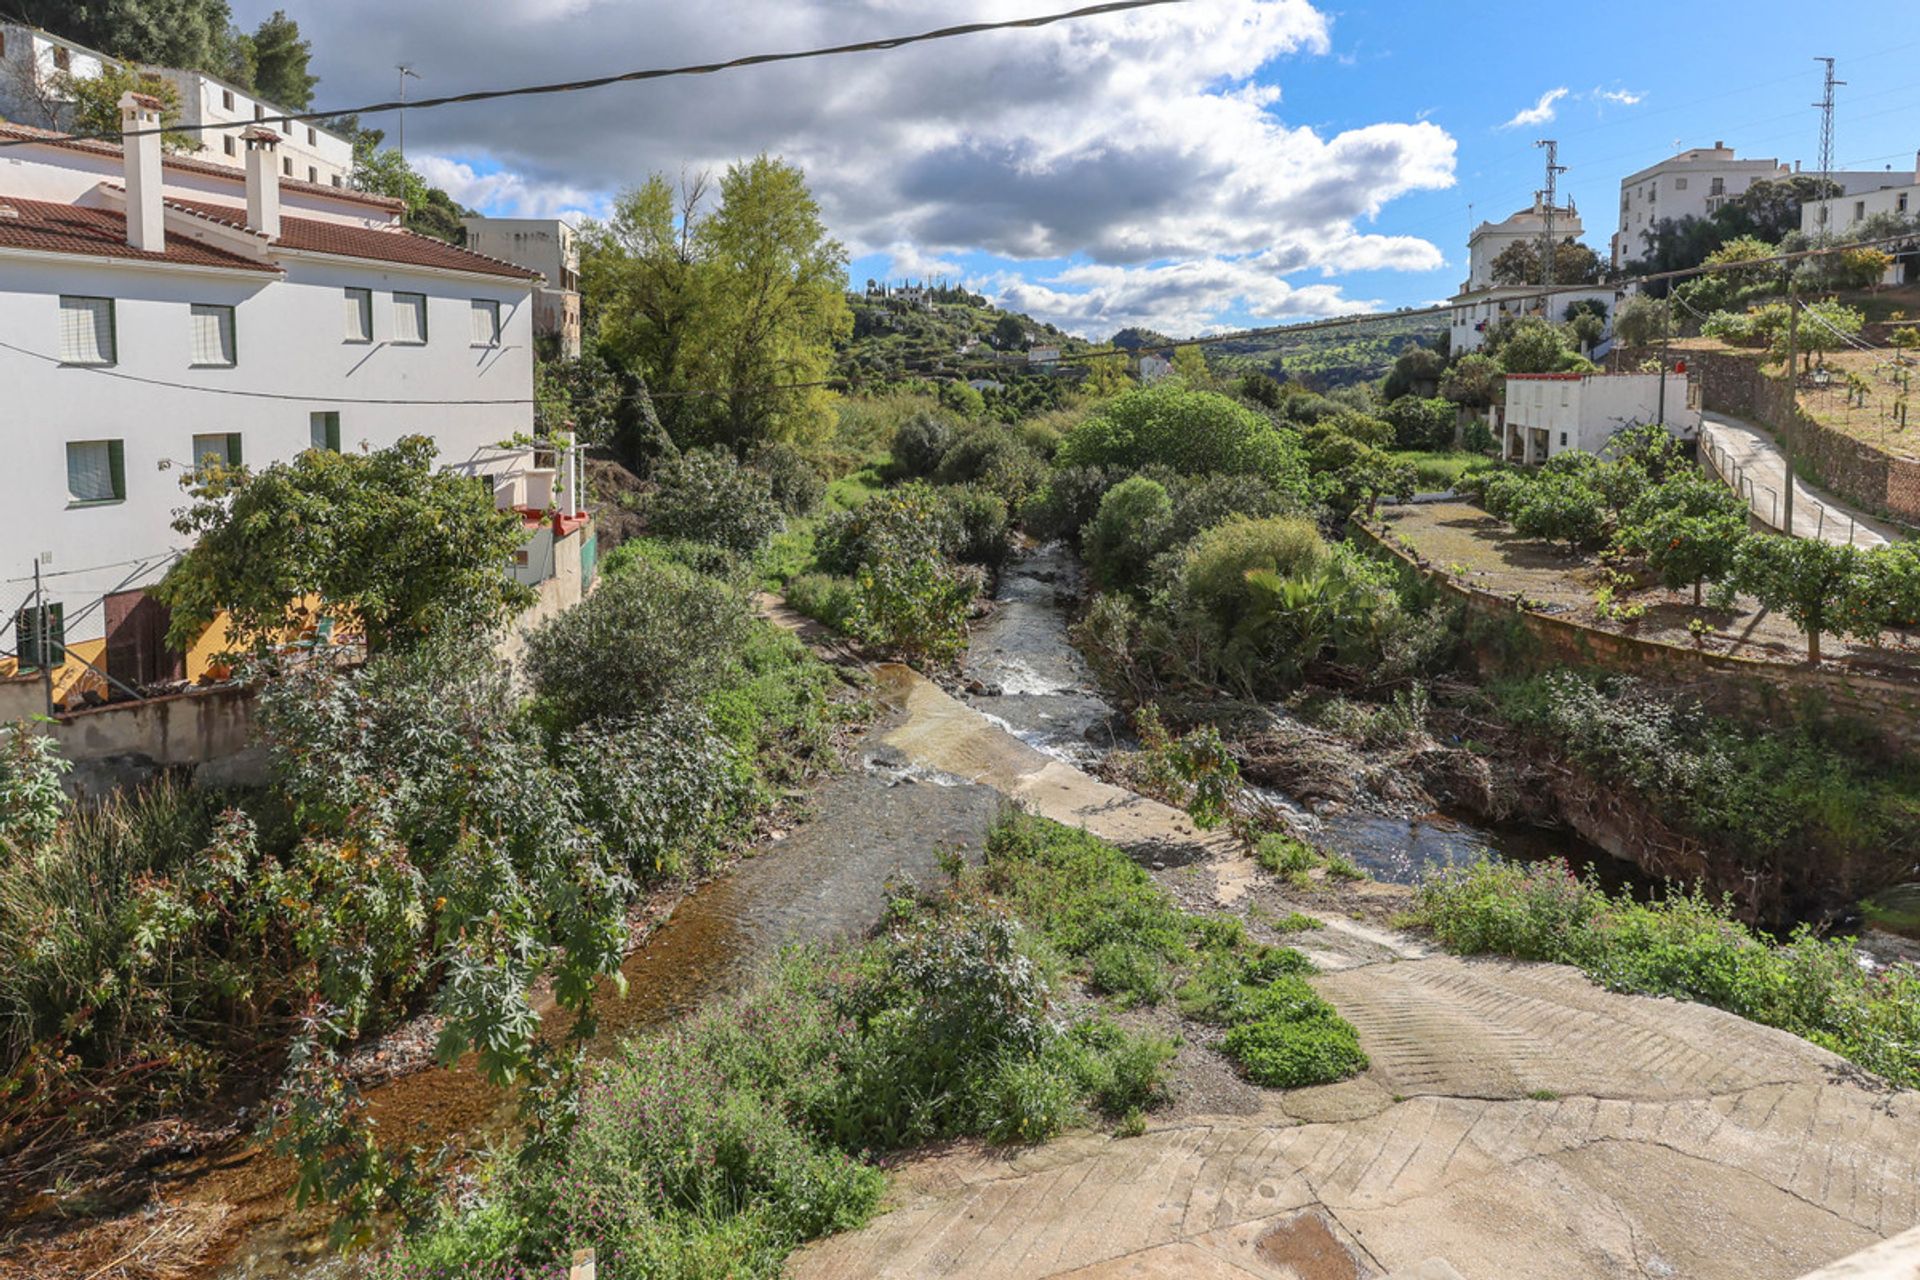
top-left (0, 22), bottom-right (350, 186)
top-left (1612, 142), bottom-right (1917, 268)
top-left (1448, 197), bottom-right (1612, 356)
top-left (0, 96), bottom-right (572, 703)
top-left (461, 216), bottom-right (582, 357)
top-left (148, 67), bottom-right (353, 188)
top-left (1500, 371), bottom-right (1698, 466)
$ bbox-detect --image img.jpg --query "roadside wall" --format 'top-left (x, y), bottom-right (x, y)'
top-left (1354, 518), bottom-right (1920, 757)
top-left (1610, 343), bottom-right (1920, 524)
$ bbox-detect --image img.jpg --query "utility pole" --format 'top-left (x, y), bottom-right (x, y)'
top-left (1535, 138), bottom-right (1566, 289)
top-left (396, 64), bottom-right (421, 157)
top-left (1782, 294), bottom-right (1799, 537)
top-left (1656, 298), bottom-right (1671, 425)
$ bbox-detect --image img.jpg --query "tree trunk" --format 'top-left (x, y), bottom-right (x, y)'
top-left (1807, 628), bottom-right (1822, 663)
top-left (1693, 579), bottom-right (1703, 608)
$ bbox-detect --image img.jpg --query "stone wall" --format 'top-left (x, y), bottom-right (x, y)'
top-left (1611, 343), bottom-right (1920, 525)
top-left (1354, 519), bottom-right (1920, 758)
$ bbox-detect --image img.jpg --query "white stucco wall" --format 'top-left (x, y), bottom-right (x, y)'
top-left (1449, 287), bottom-right (1614, 357)
top-left (1502, 373), bottom-right (1696, 463)
top-left (0, 26), bottom-right (108, 130)
top-left (0, 251), bottom-right (535, 646)
top-left (153, 68), bottom-right (353, 187)
top-left (1464, 201), bottom-right (1584, 292)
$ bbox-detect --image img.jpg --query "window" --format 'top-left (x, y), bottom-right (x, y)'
top-left (310, 411), bottom-right (341, 452)
top-left (1710, 177), bottom-right (1725, 196)
top-left (281, 118), bottom-right (292, 136)
top-left (1900, 194), bottom-right (1910, 215)
top-left (1559, 432), bottom-right (1569, 448)
top-left (307, 126), bottom-right (316, 145)
top-left (1674, 177), bottom-right (1688, 190)
top-left (254, 103), bottom-right (264, 121)
top-left (58, 296), bottom-right (115, 365)
top-left (343, 287), bottom-right (373, 342)
top-left (1818, 205), bottom-right (1830, 225)
top-left (0, 32), bottom-right (7, 58)
top-left (1854, 201), bottom-right (1867, 223)
top-left (282, 156), bottom-right (293, 177)
top-left (66, 439), bottom-right (125, 504)
top-left (307, 165), bottom-right (317, 183)
top-left (393, 292), bottom-right (428, 345)
top-left (52, 45), bottom-right (70, 71)
top-left (191, 432), bottom-right (242, 469)
top-left (223, 135), bottom-right (236, 157)
top-left (222, 88), bottom-right (235, 110)
top-left (470, 298), bottom-right (501, 346)
top-left (189, 303), bottom-right (236, 367)
top-left (330, 175), bottom-right (342, 188)
top-left (14, 603), bottom-right (64, 671)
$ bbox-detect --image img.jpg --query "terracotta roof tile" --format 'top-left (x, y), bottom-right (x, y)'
top-left (165, 197), bottom-right (543, 282)
top-left (0, 120), bottom-right (405, 213)
top-left (0, 198), bottom-right (279, 273)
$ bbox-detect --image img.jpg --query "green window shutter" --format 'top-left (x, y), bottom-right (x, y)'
top-left (227, 433), bottom-right (243, 466)
top-left (107, 439), bottom-right (126, 500)
top-left (328, 415), bottom-right (341, 451)
top-left (15, 604), bottom-right (65, 669)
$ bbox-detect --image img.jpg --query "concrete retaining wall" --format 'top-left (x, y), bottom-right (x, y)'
top-left (1611, 343), bottom-right (1920, 525)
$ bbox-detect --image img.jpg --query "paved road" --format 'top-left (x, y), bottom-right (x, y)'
top-left (791, 670), bottom-right (1920, 1280)
top-left (1700, 411), bottom-right (1896, 548)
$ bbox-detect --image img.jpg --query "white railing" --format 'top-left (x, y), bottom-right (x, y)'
top-left (1701, 434), bottom-right (1863, 546)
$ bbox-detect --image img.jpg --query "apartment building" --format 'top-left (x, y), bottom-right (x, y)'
top-left (0, 96), bottom-right (575, 705)
top-left (460, 216), bottom-right (581, 357)
top-left (1448, 196), bottom-right (1612, 356)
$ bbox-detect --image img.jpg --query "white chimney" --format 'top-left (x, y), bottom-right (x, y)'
top-left (243, 127), bottom-right (282, 239)
top-left (118, 91), bottom-right (164, 252)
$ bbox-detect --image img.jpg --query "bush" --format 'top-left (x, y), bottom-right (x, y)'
top-left (814, 481), bottom-right (952, 576)
top-left (785, 572), bottom-right (860, 631)
top-left (645, 447), bottom-right (785, 554)
top-left (1384, 396), bottom-right (1457, 451)
top-left (1221, 976), bottom-right (1370, 1087)
top-left (892, 411), bottom-right (959, 477)
top-left (1057, 384), bottom-right (1312, 496)
top-left (936, 428), bottom-right (1047, 507)
top-left (850, 555), bottom-right (980, 665)
top-left (750, 441), bottom-right (826, 517)
top-left (1165, 472), bottom-right (1294, 544)
top-left (941, 485), bottom-right (1013, 568)
top-left (1174, 515), bottom-right (1328, 624)
top-left (1022, 464), bottom-right (1115, 543)
top-left (0, 721), bottom-right (70, 850)
top-left (524, 556), bottom-right (752, 733)
top-left (565, 708), bottom-right (750, 882)
top-left (1084, 477), bottom-right (1175, 590)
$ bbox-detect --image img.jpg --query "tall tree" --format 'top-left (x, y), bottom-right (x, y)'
top-left (1489, 238), bottom-right (1602, 286)
top-left (246, 9), bottom-right (317, 110)
top-left (57, 61), bottom-right (199, 150)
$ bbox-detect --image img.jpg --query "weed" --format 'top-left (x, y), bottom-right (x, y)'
top-left (1274, 912), bottom-right (1326, 933)
top-left (1527, 1089), bottom-right (1560, 1101)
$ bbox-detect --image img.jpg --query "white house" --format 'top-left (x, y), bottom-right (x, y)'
top-left (1800, 156), bottom-right (1920, 285)
top-left (0, 23), bottom-right (110, 130)
top-left (1612, 141), bottom-right (1917, 269)
top-left (461, 216), bottom-right (582, 357)
top-left (1136, 353), bottom-right (1174, 384)
top-left (149, 66), bottom-right (353, 188)
top-left (1447, 197), bottom-right (1612, 356)
top-left (1500, 371), bottom-right (1698, 466)
top-left (0, 97), bottom-right (573, 704)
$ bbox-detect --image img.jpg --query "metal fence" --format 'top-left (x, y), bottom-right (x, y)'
top-left (1701, 432), bottom-right (1868, 548)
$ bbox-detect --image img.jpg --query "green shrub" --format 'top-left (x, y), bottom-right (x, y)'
top-left (1084, 476), bottom-right (1175, 589)
top-left (645, 447), bottom-right (784, 554)
top-left (1022, 464), bottom-right (1116, 543)
top-left (524, 556), bottom-right (752, 733)
top-left (1165, 472), bottom-right (1295, 544)
top-left (0, 721), bottom-right (70, 850)
top-left (936, 427), bottom-right (1047, 507)
top-left (941, 485), bottom-right (1013, 568)
top-left (1057, 384), bottom-right (1312, 496)
top-left (1089, 941), bottom-right (1171, 1006)
top-left (565, 707), bottom-right (750, 882)
top-left (1255, 832), bottom-right (1319, 875)
top-left (892, 411), bottom-right (959, 477)
top-left (1174, 515), bottom-right (1328, 623)
top-left (1221, 976), bottom-right (1369, 1087)
top-left (1384, 396), bottom-right (1457, 451)
top-left (751, 441), bottom-right (826, 516)
top-left (814, 482), bottom-right (952, 576)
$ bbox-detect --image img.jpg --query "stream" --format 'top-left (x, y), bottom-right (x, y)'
top-left (208, 541), bottom-right (1639, 1276)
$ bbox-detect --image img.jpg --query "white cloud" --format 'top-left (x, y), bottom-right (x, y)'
top-left (237, 0), bottom-right (1457, 336)
top-left (1594, 87), bottom-right (1645, 106)
top-left (1500, 87), bottom-right (1569, 130)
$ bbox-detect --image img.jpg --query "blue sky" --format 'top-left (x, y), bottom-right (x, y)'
top-left (241, 0), bottom-right (1920, 340)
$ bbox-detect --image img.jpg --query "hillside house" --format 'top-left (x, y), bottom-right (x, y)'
top-left (1500, 371), bottom-right (1698, 466)
top-left (1447, 196), bottom-right (1613, 356)
top-left (461, 217), bottom-right (583, 356)
top-left (0, 97), bottom-right (585, 708)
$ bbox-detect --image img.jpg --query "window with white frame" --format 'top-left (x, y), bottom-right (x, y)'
top-left (191, 432), bottom-right (242, 469)
top-left (59, 296), bottom-right (116, 365)
top-left (470, 298), bottom-right (501, 346)
top-left (66, 439), bottom-right (124, 504)
top-left (393, 293), bottom-right (428, 345)
top-left (343, 287), bottom-right (373, 343)
top-left (310, 411), bottom-right (342, 452)
top-left (222, 88), bottom-right (235, 110)
top-left (190, 303), bottom-right (236, 367)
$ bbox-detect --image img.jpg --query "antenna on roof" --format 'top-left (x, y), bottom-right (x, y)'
top-left (396, 64), bottom-right (421, 157)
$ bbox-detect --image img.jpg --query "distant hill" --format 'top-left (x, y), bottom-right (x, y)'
top-left (1204, 311), bottom-right (1447, 390)
top-left (836, 284), bottom-right (1094, 386)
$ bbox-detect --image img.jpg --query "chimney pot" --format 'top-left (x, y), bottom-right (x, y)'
top-left (118, 91), bottom-right (164, 252)
top-left (244, 128), bottom-right (281, 239)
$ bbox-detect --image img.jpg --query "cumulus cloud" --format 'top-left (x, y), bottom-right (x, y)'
top-left (1500, 87), bottom-right (1569, 130)
top-left (239, 0), bottom-right (1457, 335)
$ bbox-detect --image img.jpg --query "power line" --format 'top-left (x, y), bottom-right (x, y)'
top-left (0, 0), bottom-right (1193, 151)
